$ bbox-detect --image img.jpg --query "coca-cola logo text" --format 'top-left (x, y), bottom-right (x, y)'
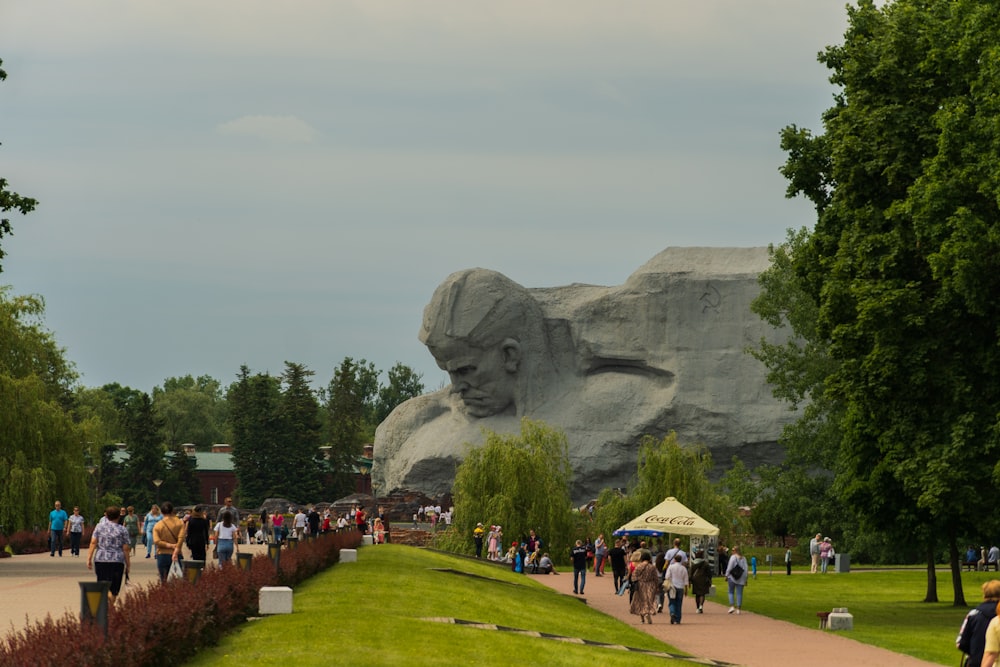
top-left (643, 514), bottom-right (697, 526)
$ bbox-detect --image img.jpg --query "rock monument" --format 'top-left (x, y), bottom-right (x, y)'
top-left (373, 247), bottom-right (798, 503)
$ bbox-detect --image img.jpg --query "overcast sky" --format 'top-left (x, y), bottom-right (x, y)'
top-left (1, 1), bottom-right (852, 394)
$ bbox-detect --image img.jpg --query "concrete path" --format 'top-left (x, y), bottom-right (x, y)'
top-left (531, 570), bottom-right (945, 667)
top-left (0, 543), bottom-right (272, 638)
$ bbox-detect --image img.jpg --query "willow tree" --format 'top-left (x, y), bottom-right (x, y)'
top-left (591, 433), bottom-right (734, 546)
top-left (0, 289), bottom-right (85, 531)
top-left (448, 419), bottom-right (574, 558)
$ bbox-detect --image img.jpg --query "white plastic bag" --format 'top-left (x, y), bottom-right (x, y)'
top-left (168, 560), bottom-right (183, 580)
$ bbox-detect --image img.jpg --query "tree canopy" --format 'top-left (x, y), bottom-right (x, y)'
top-left (768, 0), bottom-right (1000, 604)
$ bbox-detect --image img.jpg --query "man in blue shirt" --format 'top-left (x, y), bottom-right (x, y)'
top-left (49, 500), bottom-right (69, 557)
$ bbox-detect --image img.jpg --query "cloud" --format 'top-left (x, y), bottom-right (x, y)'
top-left (216, 115), bottom-right (318, 143)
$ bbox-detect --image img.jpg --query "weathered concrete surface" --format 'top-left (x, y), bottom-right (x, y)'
top-left (374, 247), bottom-right (798, 502)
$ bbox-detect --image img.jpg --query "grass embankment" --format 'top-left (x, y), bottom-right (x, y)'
top-left (721, 567), bottom-right (995, 665)
top-left (186, 545), bottom-right (690, 667)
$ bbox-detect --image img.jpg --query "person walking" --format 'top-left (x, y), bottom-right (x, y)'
top-left (664, 552), bottom-right (690, 624)
top-left (958, 579), bottom-right (1000, 667)
top-left (152, 502), bottom-right (185, 582)
top-left (122, 506), bottom-right (140, 556)
top-left (66, 506), bottom-right (85, 557)
top-left (689, 548), bottom-right (713, 614)
top-left (271, 509), bottom-right (285, 544)
top-left (213, 510), bottom-right (239, 564)
top-left (609, 538), bottom-right (628, 593)
top-left (725, 545), bottom-right (749, 614)
top-left (185, 506), bottom-right (211, 562)
top-left (86, 506), bottom-right (131, 605)
top-left (143, 505), bottom-right (162, 559)
top-left (785, 546), bottom-right (793, 575)
top-left (571, 539), bottom-right (589, 595)
top-left (630, 551), bottom-right (660, 624)
top-left (48, 500), bottom-right (68, 557)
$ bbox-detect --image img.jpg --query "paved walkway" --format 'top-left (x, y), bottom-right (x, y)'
top-left (0, 543), bottom-right (272, 638)
top-left (531, 570), bottom-right (945, 667)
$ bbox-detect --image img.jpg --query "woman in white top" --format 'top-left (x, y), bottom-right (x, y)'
top-left (213, 510), bottom-right (239, 564)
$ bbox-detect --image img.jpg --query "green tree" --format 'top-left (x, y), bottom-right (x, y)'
top-left (163, 443), bottom-right (200, 506)
top-left (0, 59), bottom-right (39, 273)
top-left (323, 357), bottom-right (371, 498)
top-left (277, 362), bottom-right (323, 502)
top-left (228, 366), bottom-right (284, 507)
top-left (591, 433), bottom-right (734, 548)
top-left (773, 0), bottom-right (1000, 605)
top-left (446, 419), bottom-right (575, 559)
top-left (119, 392), bottom-right (166, 509)
top-left (374, 362), bottom-right (425, 424)
top-left (152, 375), bottom-right (226, 449)
top-left (0, 288), bottom-right (86, 532)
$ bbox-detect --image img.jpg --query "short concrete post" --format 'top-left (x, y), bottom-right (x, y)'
top-left (259, 586), bottom-right (294, 615)
top-left (828, 607), bottom-right (854, 630)
top-left (340, 548), bottom-right (358, 563)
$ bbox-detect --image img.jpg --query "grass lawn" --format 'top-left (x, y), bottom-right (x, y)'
top-left (718, 567), bottom-right (994, 666)
top-left (185, 545), bottom-right (692, 666)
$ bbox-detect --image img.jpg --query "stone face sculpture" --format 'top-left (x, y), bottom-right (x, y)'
top-left (373, 247), bottom-right (799, 503)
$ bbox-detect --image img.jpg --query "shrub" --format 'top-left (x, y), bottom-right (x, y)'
top-left (6, 529), bottom-right (49, 554)
top-left (0, 531), bottom-right (362, 666)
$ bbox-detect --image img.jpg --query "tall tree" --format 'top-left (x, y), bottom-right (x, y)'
top-left (324, 357), bottom-right (370, 498)
top-left (228, 366), bottom-right (284, 507)
top-left (773, 0), bottom-right (1000, 605)
top-left (152, 374), bottom-right (226, 448)
top-left (0, 59), bottom-right (39, 273)
top-left (119, 392), bottom-right (166, 510)
top-left (374, 362), bottom-right (425, 425)
top-left (278, 362), bottom-right (323, 502)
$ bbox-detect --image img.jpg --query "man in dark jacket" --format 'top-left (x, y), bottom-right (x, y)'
top-left (608, 538), bottom-right (628, 593)
top-left (570, 540), bottom-right (589, 595)
top-left (957, 579), bottom-right (1000, 667)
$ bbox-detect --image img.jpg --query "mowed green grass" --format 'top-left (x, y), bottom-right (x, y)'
top-left (185, 545), bottom-right (691, 667)
top-left (715, 567), bottom-right (994, 665)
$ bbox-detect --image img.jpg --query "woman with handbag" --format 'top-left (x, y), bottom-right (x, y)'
top-left (724, 545), bottom-right (749, 614)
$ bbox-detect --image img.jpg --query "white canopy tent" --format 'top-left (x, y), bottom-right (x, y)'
top-left (613, 496), bottom-right (720, 538)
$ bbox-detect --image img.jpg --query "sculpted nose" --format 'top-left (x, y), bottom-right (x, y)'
top-left (449, 379), bottom-right (469, 394)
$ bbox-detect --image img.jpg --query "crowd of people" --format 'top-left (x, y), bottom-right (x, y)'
top-left (51, 496), bottom-right (381, 607)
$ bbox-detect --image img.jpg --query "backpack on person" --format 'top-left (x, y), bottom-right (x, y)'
top-left (729, 561), bottom-right (745, 581)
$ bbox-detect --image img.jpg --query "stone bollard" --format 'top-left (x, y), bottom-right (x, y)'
top-left (362, 534), bottom-right (374, 546)
top-left (340, 548), bottom-right (358, 563)
top-left (828, 607), bottom-right (853, 630)
top-left (259, 586), bottom-right (293, 615)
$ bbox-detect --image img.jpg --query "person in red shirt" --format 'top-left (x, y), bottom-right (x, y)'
top-left (355, 506), bottom-right (367, 533)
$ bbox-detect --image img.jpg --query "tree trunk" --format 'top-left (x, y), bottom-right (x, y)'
top-left (923, 540), bottom-right (938, 603)
top-left (948, 527), bottom-right (967, 607)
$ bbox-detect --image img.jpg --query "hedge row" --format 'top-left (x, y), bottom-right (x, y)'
top-left (0, 531), bottom-right (362, 666)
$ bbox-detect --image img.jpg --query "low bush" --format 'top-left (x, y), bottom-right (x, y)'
top-left (0, 530), bottom-right (362, 666)
top-left (5, 529), bottom-right (49, 554)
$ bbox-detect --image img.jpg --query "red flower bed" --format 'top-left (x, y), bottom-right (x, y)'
top-left (0, 531), bottom-right (361, 666)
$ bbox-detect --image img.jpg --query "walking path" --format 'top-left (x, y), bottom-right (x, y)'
top-left (2, 546), bottom-right (947, 666)
top-left (531, 570), bottom-right (945, 667)
top-left (0, 543), bottom-right (271, 638)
